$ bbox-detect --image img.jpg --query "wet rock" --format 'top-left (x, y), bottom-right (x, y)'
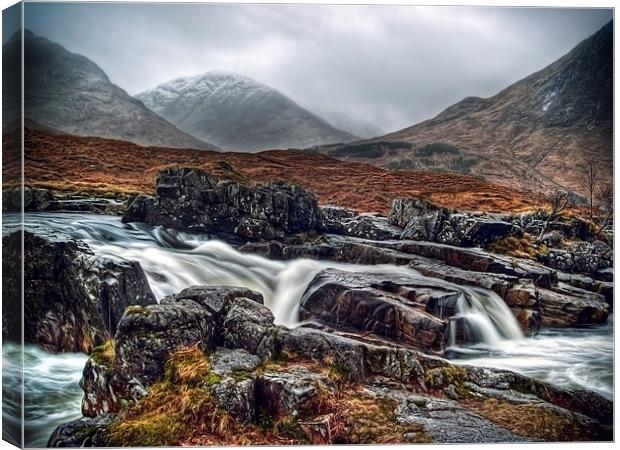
top-left (396, 240), bottom-right (556, 288)
top-left (256, 367), bottom-right (336, 419)
top-left (299, 269), bottom-right (451, 351)
top-left (2, 231), bottom-right (156, 353)
top-left (394, 396), bottom-right (524, 443)
top-left (161, 285), bottom-right (264, 332)
top-left (276, 327), bottom-right (367, 380)
top-left (114, 302), bottom-right (215, 386)
top-left (47, 414), bottom-right (114, 447)
top-left (123, 167), bottom-right (321, 240)
top-left (510, 283), bottom-right (609, 326)
top-left (223, 297), bottom-right (277, 361)
top-left (80, 357), bottom-right (120, 418)
top-left (320, 209), bottom-right (402, 240)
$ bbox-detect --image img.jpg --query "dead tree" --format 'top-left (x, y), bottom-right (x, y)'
top-left (594, 183), bottom-right (613, 236)
top-left (578, 160), bottom-right (601, 220)
top-left (537, 190), bottom-right (572, 243)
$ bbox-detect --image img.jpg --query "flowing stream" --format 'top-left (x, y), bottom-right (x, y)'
top-left (2, 212), bottom-right (613, 447)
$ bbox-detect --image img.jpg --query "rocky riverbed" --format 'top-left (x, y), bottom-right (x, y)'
top-left (2, 167), bottom-right (614, 446)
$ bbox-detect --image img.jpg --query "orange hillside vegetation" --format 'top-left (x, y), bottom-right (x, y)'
top-left (12, 127), bottom-right (543, 215)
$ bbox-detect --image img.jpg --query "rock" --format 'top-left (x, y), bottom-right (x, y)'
top-left (123, 167), bottom-right (322, 240)
top-left (2, 231), bottom-right (156, 353)
top-left (388, 197), bottom-right (521, 246)
top-left (210, 377), bottom-right (256, 424)
top-left (114, 301), bottom-right (215, 386)
top-left (256, 366), bottom-right (336, 419)
top-left (320, 208), bottom-right (402, 240)
top-left (510, 307), bottom-right (541, 331)
top-left (222, 297), bottom-right (277, 360)
top-left (508, 282), bottom-right (609, 326)
top-left (47, 414), bottom-right (114, 447)
top-left (299, 269), bottom-right (451, 351)
top-left (544, 240), bottom-right (613, 275)
top-left (161, 285), bottom-right (264, 332)
top-left (299, 414), bottom-right (336, 444)
top-left (388, 198), bottom-right (445, 228)
top-left (208, 347), bottom-right (262, 376)
top-left (276, 327), bottom-right (367, 380)
top-left (396, 240), bottom-right (556, 288)
top-left (80, 357), bottom-right (120, 418)
top-left (394, 396), bottom-right (524, 443)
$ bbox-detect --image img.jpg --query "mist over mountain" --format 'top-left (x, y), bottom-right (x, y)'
top-left (136, 71), bottom-right (357, 152)
top-left (2, 31), bottom-right (216, 149)
top-left (324, 21), bottom-right (613, 196)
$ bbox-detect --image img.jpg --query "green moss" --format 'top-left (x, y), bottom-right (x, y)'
top-left (106, 346), bottom-right (231, 447)
top-left (90, 340), bottom-right (115, 366)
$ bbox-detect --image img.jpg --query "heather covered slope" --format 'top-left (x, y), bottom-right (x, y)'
top-left (2, 31), bottom-right (216, 150)
top-left (323, 21), bottom-right (613, 197)
top-left (15, 127), bottom-right (541, 215)
top-left (136, 71), bottom-right (357, 151)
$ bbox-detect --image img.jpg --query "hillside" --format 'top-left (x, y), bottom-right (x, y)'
top-left (2, 31), bottom-right (216, 150)
top-left (136, 71), bottom-right (357, 151)
top-left (321, 22), bottom-right (613, 197)
top-left (13, 127), bottom-right (540, 214)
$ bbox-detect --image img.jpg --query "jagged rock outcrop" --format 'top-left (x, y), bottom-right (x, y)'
top-left (388, 198), bottom-right (521, 246)
top-left (299, 269), bottom-right (454, 351)
top-left (51, 284), bottom-right (612, 446)
top-left (2, 230), bottom-right (156, 353)
top-left (123, 167), bottom-right (322, 241)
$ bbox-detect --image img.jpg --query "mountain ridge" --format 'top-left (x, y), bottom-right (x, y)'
top-left (136, 71), bottom-right (358, 152)
top-left (2, 31), bottom-right (217, 150)
top-left (323, 21), bottom-right (613, 197)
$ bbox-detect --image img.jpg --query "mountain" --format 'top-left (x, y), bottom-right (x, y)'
top-left (2, 31), bottom-right (215, 149)
top-left (324, 21), bottom-right (613, 197)
top-left (135, 71), bottom-right (357, 152)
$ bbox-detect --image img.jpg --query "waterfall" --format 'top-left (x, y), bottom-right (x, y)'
top-left (2, 212), bottom-right (612, 447)
top-left (448, 287), bottom-right (524, 347)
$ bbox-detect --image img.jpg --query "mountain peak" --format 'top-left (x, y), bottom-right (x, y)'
top-left (3, 32), bottom-right (216, 149)
top-left (136, 73), bottom-right (357, 151)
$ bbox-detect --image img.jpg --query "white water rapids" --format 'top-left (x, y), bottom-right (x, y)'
top-left (2, 213), bottom-right (613, 447)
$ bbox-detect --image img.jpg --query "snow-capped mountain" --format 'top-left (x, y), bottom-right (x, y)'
top-left (2, 31), bottom-right (216, 149)
top-left (136, 71), bottom-right (357, 151)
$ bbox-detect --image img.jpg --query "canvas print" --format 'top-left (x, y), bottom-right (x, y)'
top-left (1, 1), bottom-right (614, 447)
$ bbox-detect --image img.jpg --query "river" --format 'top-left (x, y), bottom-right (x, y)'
top-left (2, 212), bottom-right (613, 447)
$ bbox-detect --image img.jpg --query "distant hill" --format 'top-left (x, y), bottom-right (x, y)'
top-left (2, 31), bottom-right (216, 150)
top-left (323, 21), bottom-right (613, 197)
top-left (136, 71), bottom-right (357, 152)
top-left (16, 126), bottom-right (539, 215)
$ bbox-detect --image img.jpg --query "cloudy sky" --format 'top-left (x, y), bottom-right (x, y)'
top-left (12, 3), bottom-right (613, 135)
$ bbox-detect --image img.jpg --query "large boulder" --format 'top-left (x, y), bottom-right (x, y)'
top-left (388, 197), bottom-right (521, 246)
top-left (319, 206), bottom-right (402, 240)
top-left (299, 269), bottom-right (451, 352)
top-left (114, 302), bottom-right (215, 386)
top-left (47, 415), bottom-right (114, 448)
top-left (2, 231), bottom-right (156, 353)
top-left (123, 167), bottom-right (321, 241)
top-left (222, 297), bottom-right (277, 361)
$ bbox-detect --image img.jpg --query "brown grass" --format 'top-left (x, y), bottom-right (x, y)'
top-left (8, 127), bottom-right (546, 215)
top-left (464, 398), bottom-right (608, 442)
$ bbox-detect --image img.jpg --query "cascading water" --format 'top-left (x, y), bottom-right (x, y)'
top-left (2, 212), bottom-right (613, 446)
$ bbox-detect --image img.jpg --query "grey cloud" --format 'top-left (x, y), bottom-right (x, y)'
top-left (22, 3), bottom-right (612, 134)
